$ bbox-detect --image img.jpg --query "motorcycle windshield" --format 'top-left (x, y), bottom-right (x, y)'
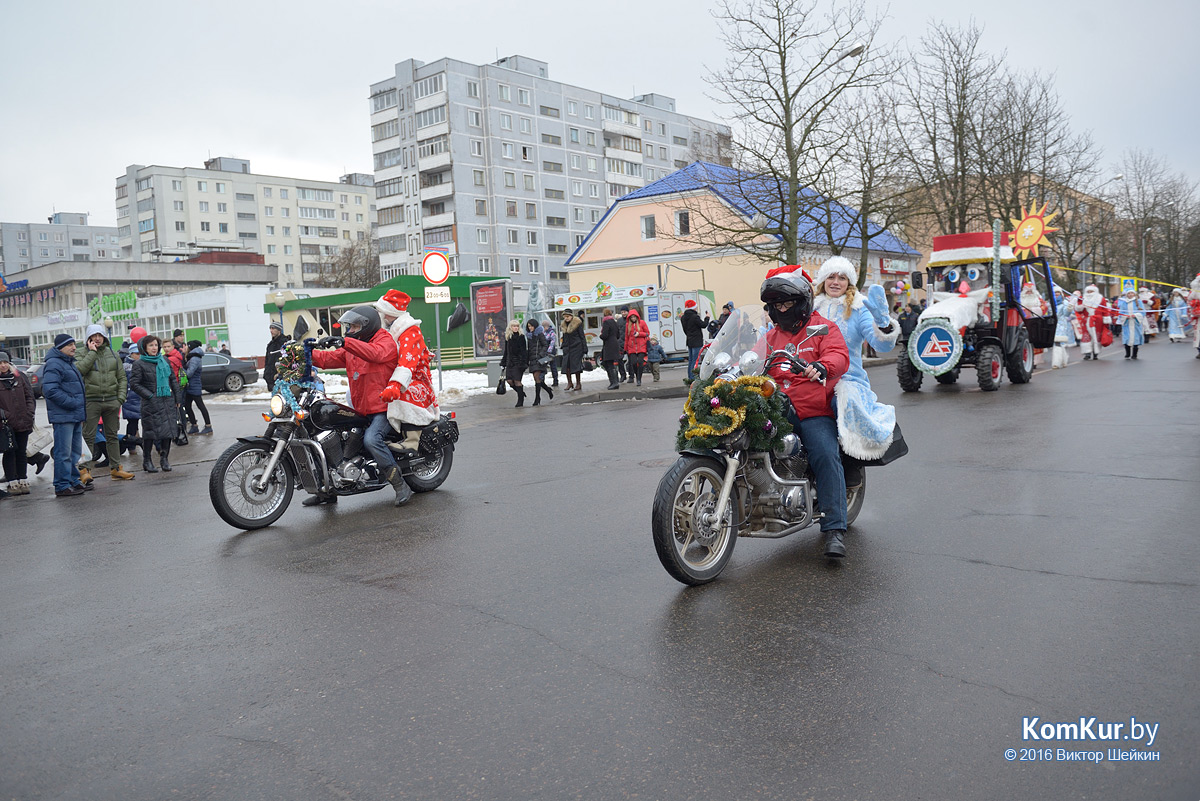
top-left (698, 305), bottom-right (773, 380)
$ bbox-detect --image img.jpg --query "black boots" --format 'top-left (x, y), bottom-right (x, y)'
top-left (1131, 346), bottom-right (1139, 359)
top-left (537, 381), bottom-right (554, 401)
top-left (533, 384), bottom-right (542, 406)
top-left (385, 467), bottom-right (413, 507)
top-left (1125, 345), bottom-right (1131, 358)
top-left (302, 493), bottom-right (337, 506)
top-left (159, 442), bottom-right (172, 472)
top-left (605, 364), bottom-right (620, 390)
top-left (143, 455), bottom-right (159, 473)
top-left (823, 530), bottom-right (847, 559)
top-left (514, 385), bottom-right (526, 407)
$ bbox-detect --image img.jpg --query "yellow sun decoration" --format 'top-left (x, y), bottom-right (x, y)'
top-left (1010, 202), bottom-right (1060, 259)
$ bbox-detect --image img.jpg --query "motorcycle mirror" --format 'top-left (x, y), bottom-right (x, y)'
top-left (293, 317), bottom-right (310, 342)
top-left (805, 324), bottom-right (829, 337)
top-left (446, 301), bottom-right (469, 332)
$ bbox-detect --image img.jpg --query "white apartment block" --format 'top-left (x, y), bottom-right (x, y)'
top-left (115, 158), bottom-right (376, 288)
top-left (368, 55), bottom-right (732, 289)
top-left (0, 213), bottom-right (120, 276)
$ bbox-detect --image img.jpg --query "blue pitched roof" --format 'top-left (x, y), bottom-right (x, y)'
top-left (568, 161), bottom-right (918, 264)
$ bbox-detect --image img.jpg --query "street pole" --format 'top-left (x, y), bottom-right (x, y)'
top-left (435, 303), bottom-right (443, 392)
top-left (1140, 226), bottom-right (1152, 286)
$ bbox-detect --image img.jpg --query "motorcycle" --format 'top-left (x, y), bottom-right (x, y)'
top-left (208, 336), bottom-right (458, 531)
top-left (652, 304), bottom-right (906, 585)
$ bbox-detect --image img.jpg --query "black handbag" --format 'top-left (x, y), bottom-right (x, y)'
top-left (496, 378), bottom-right (507, 396)
top-left (0, 411), bottom-right (13, 454)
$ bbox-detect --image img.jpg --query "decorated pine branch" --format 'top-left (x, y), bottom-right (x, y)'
top-left (676, 375), bottom-right (794, 452)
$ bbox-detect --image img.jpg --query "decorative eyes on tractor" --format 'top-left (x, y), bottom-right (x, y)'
top-left (946, 268), bottom-right (961, 284)
top-left (966, 267), bottom-right (982, 282)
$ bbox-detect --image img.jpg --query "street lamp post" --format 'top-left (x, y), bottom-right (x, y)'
top-left (1140, 226), bottom-right (1153, 285)
top-left (103, 316), bottom-right (114, 341)
top-left (274, 293), bottom-right (286, 328)
top-left (1083, 174), bottom-right (1124, 291)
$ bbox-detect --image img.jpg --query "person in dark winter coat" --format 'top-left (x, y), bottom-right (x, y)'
top-left (121, 344), bottom-right (143, 458)
top-left (542, 320), bottom-right (560, 386)
top-left (77, 323), bottom-right (133, 482)
top-left (680, 299), bottom-right (710, 379)
top-left (130, 335), bottom-right (182, 474)
top-left (41, 334), bottom-right (88, 497)
top-left (184, 341), bottom-right (213, 435)
top-left (558, 309), bottom-right (587, 391)
top-left (708, 302), bottom-right (734, 338)
top-left (525, 320), bottom-right (554, 406)
top-left (897, 302), bottom-right (922, 339)
top-left (599, 308), bottom-right (623, 390)
top-left (623, 309), bottom-right (650, 386)
top-left (264, 322), bottom-right (286, 391)
top-left (615, 308), bottom-right (629, 382)
top-left (0, 351), bottom-right (37, 497)
top-left (499, 320), bottom-right (528, 407)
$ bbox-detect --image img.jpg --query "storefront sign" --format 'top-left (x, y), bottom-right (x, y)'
top-left (554, 283), bottom-right (657, 307)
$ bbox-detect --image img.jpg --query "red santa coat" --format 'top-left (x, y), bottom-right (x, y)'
top-left (384, 313), bottom-right (439, 428)
top-left (311, 329), bottom-right (397, 415)
top-left (1074, 300), bottom-right (1113, 346)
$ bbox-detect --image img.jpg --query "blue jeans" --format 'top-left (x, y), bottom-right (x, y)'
top-left (793, 414), bottom-right (846, 532)
top-left (364, 412), bottom-right (399, 476)
top-left (687, 346), bottom-right (701, 379)
top-left (52, 421), bottom-right (83, 492)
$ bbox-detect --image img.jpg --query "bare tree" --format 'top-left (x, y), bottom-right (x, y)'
top-left (675, 0), bottom-right (891, 266)
top-left (313, 239), bottom-right (381, 289)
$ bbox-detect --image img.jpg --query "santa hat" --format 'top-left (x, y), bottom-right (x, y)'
top-left (683, 299), bottom-right (697, 309)
top-left (765, 264), bottom-right (813, 283)
top-left (374, 289), bottom-right (412, 317)
top-left (814, 256), bottom-right (858, 288)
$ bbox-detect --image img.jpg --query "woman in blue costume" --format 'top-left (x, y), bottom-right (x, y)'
top-left (1164, 288), bottom-right (1189, 343)
top-left (1116, 287), bottom-right (1147, 359)
top-left (810, 256), bottom-right (899, 460)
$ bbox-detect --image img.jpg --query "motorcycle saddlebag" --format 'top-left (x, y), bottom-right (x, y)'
top-left (852, 422), bottom-right (908, 467)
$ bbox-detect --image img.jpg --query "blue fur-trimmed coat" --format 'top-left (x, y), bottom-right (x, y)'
top-left (812, 292), bottom-right (899, 460)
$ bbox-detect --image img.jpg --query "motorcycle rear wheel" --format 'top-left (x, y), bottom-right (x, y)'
top-left (404, 445), bottom-right (454, 492)
top-left (652, 455), bottom-right (737, 586)
top-left (209, 441), bottom-right (294, 530)
top-left (845, 470), bottom-right (867, 527)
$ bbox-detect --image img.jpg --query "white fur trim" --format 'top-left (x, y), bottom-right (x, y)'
top-left (814, 256), bottom-right (858, 288)
top-left (386, 313), bottom-right (422, 338)
top-left (873, 318), bottom-right (900, 347)
top-left (834, 381), bottom-right (893, 460)
top-left (390, 366), bottom-right (413, 387)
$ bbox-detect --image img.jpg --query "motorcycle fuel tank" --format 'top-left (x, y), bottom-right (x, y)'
top-left (310, 399), bottom-right (369, 431)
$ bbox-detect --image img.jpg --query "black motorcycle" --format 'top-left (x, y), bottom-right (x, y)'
top-left (208, 341), bottom-right (458, 531)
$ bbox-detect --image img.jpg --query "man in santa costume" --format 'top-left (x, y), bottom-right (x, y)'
top-left (1190, 273), bottom-right (1200, 358)
top-left (1075, 284), bottom-right (1113, 361)
top-left (374, 290), bottom-right (440, 456)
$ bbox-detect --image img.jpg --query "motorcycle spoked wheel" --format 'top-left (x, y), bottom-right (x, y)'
top-left (403, 445), bottom-right (454, 492)
top-left (652, 456), bottom-right (738, 586)
top-left (209, 441), bottom-right (295, 530)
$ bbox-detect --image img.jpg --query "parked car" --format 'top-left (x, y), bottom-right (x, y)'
top-left (200, 352), bottom-right (260, 393)
top-left (25, 363), bottom-right (45, 398)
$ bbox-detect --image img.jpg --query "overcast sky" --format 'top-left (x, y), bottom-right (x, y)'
top-left (1, 0), bottom-right (1196, 229)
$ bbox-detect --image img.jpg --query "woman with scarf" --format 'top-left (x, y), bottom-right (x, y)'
top-left (129, 335), bottom-right (182, 472)
top-left (810, 256), bottom-right (900, 464)
top-left (525, 319), bottom-right (554, 406)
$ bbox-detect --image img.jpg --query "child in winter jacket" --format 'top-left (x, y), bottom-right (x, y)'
top-left (646, 337), bottom-right (666, 382)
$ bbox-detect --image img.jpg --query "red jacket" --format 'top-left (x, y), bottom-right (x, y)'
top-left (624, 311), bottom-right (650, 354)
top-left (311, 329), bottom-right (398, 415)
top-left (755, 312), bottom-right (849, 420)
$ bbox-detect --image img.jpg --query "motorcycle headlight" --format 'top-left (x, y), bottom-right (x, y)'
top-left (270, 394), bottom-right (287, 417)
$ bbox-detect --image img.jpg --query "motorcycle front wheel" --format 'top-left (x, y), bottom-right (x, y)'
top-left (209, 441), bottom-right (294, 530)
top-left (652, 455), bottom-right (737, 586)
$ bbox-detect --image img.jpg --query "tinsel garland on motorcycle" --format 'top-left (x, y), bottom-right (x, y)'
top-left (675, 375), bottom-right (793, 452)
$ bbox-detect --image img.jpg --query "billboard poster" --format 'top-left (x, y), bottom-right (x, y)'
top-left (470, 279), bottom-right (513, 359)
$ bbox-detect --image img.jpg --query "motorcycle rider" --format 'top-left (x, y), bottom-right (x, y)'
top-left (373, 290), bottom-right (440, 455)
top-left (755, 270), bottom-right (851, 559)
top-left (310, 306), bottom-right (412, 507)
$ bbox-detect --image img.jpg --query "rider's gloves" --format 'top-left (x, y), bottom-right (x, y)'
top-left (316, 336), bottom-right (344, 349)
top-left (379, 381), bottom-right (404, 403)
top-left (862, 284), bottom-right (892, 327)
top-left (809, 361), bottom-right (828, 383)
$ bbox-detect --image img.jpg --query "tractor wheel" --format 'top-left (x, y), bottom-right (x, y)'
top-left (1005, 327), bottom-right (1034, 384)
top-left (935, 367), bottom-right (960, 385)
top-left (897, 352), bottom-right (924, 392)
top-left (976, 343), bottom-right (1004, 391)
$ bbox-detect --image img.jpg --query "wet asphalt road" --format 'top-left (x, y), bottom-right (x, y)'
top-left (2, 344), bottom-right (1198, 800)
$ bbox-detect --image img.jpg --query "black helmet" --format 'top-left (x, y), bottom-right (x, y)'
top-left (760, 273), bottom-right (814, 333)
top-left (338, 305), bottom-right (381, 341)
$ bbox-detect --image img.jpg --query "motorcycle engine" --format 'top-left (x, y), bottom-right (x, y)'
top-left (746, 456), bottom-right (811, 531)
top-left (315, 429), bottom-right (344, 469)
top-left (330, 456), bottom-right (369, 490)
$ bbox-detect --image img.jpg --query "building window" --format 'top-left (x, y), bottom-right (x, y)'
top-left (522, 146), bottom-right (534, 162)
top-left (171, 179), bottom-right (183, 191)
top-left (175, 221), bottom-right (185, 231)
top-left (473, 169), bottom-right (486, 186)
top-left (591, 209), bottom-right (601, 223)
top-left (264, 187), bottom-right (273, 198)
top-left (673, 136), bottom-right (688, 146)
top-left (546, 216), bottom-right (565, 227)
top-left (200, 222), bottom-right (210, 232)
top-left (587, 132), bottom-right (596, 147)
top-left (509, 257), bottom-right (520, 273)
top-left (584, 105), bottom-right (594, 119)
top-left (527, 231), bottom-right (538, 245)
top-left (498, 84), bottom-right (510, 102)
top-left (266, 226), bottom-right (275, 235)
top-left (575, 234), bottom-right (586, 247)
top-left (467, 81), bottom-right (479, 98)
top-left (197, 181), bottom-right (207, 191)
top-left (280, 208), bottom-right (290, 217)
top-left (572, 181), bottom-right (583, 196)
top-left (264, 206), bottom-right (273, 216)
top-left (504, 172), bottom-right (516, 188)
top-left (589, 184), bottom-right (600, 198)
top-left (216, 182), bottom-right (226, 193)
top-left (280, 189), bottom-right (288, 199)
top-left (217, 202), bottom-right (228, 213)
top-left (413, 73), bottom-right (445, 99)
top-left (544, 188), bottom-right (565, 200)
top-left (508, 228), bottom-right (519, 244)
top-left (523, 174), bottom-right (535, 190)
top-left (675, 210), bottom-right (690, 236)
top-left (173, 200), bottom-right (184, 211)
top-left (500, 113), bottom-right (512, 130)
top-left (468, 109), bottom-right (481, 127)
top-left (477, 228), bottom-right (489, 244)
top-left (415, 105), bottom-right (447, 129)
top-left (574, 208), bottom-right (584, 222)
top-left (475, 199), bottom-right (487, 215)
top-left (567, 100), bottom-right (577, 116)
top-left (529, 258), bottom-right (539, 274)
top-left (543, 161), bottom-right (563, 173)
top-left (570, 154), bottom-right (581, 170)
top-left (526, 203), bottom-right (537, 219)
top-left (548, 244), bottom-right (567, 254)
top-left (268, 244), bottom-right (276, 254)
top-left (569, 127), bottom-right (580, 144)
top-left (641, 215), bottom-right (656, 240)
top-left (502, 143), bottom-right (514, 159)
top-left (659, 146), bottom-right (667, 159)
top-left (471, 139), bottom-right (484, 157)
top-left (587, 157), bottom-right (597, 172)
top-left (520, 117), bottom-right (532, 134)
top-left (518, 88), bottom-right (530, 105)
top-left (284, 245), bottom-right (293, 254)
top-left (219, 222), bottom-right (229, 233)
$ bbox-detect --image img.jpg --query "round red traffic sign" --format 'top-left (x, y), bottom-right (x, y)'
top-left (422, 252), bottom-right (451, 284)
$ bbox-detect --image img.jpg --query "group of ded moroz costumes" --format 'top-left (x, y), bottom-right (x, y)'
top-left (304, 289), bottom-right (438, 508)
top-left (1069, 275), bottom-right (1200, 362)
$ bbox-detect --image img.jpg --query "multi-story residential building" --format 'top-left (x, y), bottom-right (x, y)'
top-left (114, 158), bottom-right (376, 289)
top-left (0, 213), bottom-right (120, 276)
top-left (368, 55), bottom-right (732, 291)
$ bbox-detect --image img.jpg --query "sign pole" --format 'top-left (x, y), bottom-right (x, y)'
top-left (435, 303), bottom-right (443, 391)
top-left (421, 251), bottom-right (452, 393)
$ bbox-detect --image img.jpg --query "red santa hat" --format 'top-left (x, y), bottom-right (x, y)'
top-left (765, 265), bottom-right (813, 283)
top-left (683, 299), bottom-right (697, 308)
top-left (813, 256), bottom-right (858, 288)
top-left (374, 289), bottom-right (412, 317)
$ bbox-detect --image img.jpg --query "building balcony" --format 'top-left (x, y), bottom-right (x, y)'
top-left (601, 117), bottom-right (641, 138)
top-left (418, 150), bottom-right (452, 173)
top-left (420, 180), bottom-right (453, 202)
top-left (421, 210), bottom-right (455, 230)
top-left (604, 146), bottom-right (643, 164)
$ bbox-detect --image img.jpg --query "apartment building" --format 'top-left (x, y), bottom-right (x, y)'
top-left (115, 158), bottom-right (376, 288)
top-left (0, 213), bottom-right (120, 276)
top-left (368, 55), bottom-right (732, 291)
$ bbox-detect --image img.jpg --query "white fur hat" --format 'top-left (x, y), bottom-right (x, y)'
top-left (814, 255), bottom-right (858, 288)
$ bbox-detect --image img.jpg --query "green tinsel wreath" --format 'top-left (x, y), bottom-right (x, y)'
top-left (675, 375), bottom-right (794, 452)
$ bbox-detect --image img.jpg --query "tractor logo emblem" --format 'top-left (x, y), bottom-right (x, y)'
top-left (920, 333), bottom-right (953, 358)
top-left (909, 320), bottom-right (963, 376)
